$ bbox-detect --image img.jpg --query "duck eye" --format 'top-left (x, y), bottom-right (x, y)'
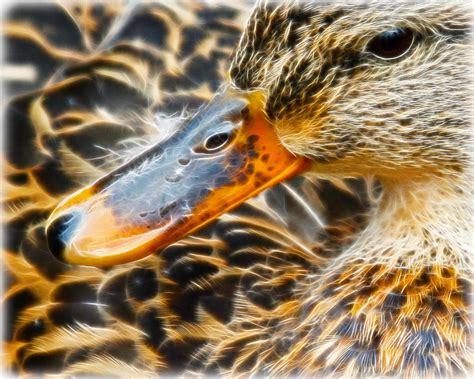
top-left (368, 28), bottom-right (414, 60)
top-left (196, 132), bottom-right (233, 153)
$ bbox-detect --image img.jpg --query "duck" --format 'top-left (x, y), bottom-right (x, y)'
top-left (7, 0), bottom-right (473, 377)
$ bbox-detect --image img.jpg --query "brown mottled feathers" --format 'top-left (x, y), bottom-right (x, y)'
top-left (3, 0), bottom-right (472, 377)
top-left (3, 1), bottom-right (370, 375)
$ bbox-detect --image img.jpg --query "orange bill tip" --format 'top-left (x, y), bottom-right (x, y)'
top-left (45, 87), bottom-right (309, 267)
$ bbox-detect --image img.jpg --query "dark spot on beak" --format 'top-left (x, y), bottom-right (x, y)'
top-left (228, 156), bottom-right (242, 167)
top-left (199, 188), bottom-right (211, 198)
top-left (165, 174), bottom-right (183, 183)
top-left (248, 135), bottom-right (259, 143)
top-left (237, 173), bottom-right (248, 184)
top-left (248, 150), bottom-right (259, 159)
top-left (178, 158), bottom-right (190, 166)
top-left (159, 202), bottom-right (177, 218)
top-left (215, 176), bottom-right (230, 187)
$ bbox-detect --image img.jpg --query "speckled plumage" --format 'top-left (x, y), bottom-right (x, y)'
top-left (225, 1), bottom-right (473, 375)
top-left (2, 0), bottom-right (473, 377)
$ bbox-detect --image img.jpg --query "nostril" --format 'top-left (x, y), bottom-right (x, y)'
top-left (46, 213), bottom-right (77, 262)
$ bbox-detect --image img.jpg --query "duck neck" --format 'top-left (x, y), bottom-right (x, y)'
top-left (349, 169), bottom-right (472, 272)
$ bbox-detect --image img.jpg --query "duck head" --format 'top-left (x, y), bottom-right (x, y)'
top-left (46, 0), bottom-right (471, 266)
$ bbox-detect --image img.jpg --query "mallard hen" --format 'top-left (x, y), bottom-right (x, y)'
top-left (4, 0), bottom-right (472, 377)
top-left (5, 2), bottom-right (367, 375)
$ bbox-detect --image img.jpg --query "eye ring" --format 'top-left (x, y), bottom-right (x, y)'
top-left (367, 27), bottom-right (415, 61)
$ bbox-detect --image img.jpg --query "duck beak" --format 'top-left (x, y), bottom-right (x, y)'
top-left (45, 86), bottom-right (309, 267)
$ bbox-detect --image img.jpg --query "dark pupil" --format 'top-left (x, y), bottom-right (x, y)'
top-left (205, 133), bottom-right (230, 150)
top-left (369, 28), bottom-right (413, 59)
